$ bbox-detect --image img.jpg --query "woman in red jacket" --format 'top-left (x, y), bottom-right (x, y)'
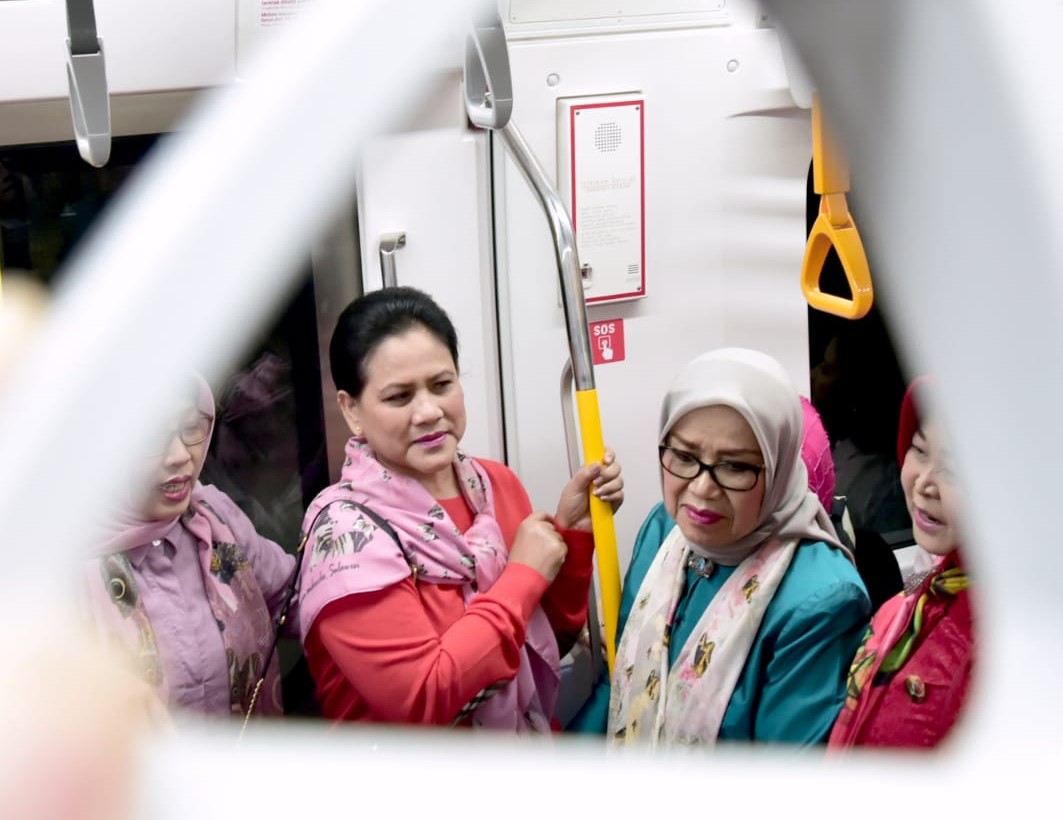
top-left (295, 286), bottom-right (622, 730)
top-left (830, 377), bottom-right (974, 748)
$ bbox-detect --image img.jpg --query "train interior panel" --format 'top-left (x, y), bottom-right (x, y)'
top-left (0, 0), bottom-right (1043, 813)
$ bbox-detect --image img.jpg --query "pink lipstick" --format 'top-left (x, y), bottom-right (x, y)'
top-left (914, 507), bottom-right (945, 534)
top-left (415, 432), bottom-right (447, 448)
top-left (685, 506), bottom-right (723, 526)
top-left (160, 476), bottom-right (191, 503)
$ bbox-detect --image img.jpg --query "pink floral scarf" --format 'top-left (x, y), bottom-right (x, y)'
top-left (296, 438), bottom-right (560, 731)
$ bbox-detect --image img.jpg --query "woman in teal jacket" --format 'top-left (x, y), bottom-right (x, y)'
top-left (572, 348), bottom-right (869, 746)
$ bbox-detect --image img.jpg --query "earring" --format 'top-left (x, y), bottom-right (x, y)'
top-left (353, 427), bottom-right (362, 436)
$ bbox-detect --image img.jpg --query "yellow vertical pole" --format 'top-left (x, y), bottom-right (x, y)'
top-left (575, 388), bottom-right (621, 674)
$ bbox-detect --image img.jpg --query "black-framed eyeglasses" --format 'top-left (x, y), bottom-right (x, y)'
top-left (658, 445), bottom-right (763, 492)
top-left (148, 413), bottom-right (213, 457)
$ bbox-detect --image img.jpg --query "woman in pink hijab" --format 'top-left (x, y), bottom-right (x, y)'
top-left (87, 376), bottom-right (295, 720)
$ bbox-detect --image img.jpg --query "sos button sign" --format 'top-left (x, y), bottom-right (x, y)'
top-left (589, 319), bottom-right (625, 365)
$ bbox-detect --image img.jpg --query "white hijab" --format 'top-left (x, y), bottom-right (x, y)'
top-left (659, 347), bottom-right (845, 564)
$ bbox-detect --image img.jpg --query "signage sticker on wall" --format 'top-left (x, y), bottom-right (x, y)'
top-left (590, 319), bottom-right (626, 365)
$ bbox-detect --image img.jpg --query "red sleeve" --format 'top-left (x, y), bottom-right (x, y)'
top-left (476, 459), bottom-right (595, 642)
top-left (310, 563), bottom-right (550, 725)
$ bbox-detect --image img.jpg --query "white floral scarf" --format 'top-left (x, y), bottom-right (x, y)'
top-left (608, 524), bottom-right (795, 746)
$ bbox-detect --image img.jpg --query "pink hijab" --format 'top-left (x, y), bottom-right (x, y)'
top-left (800, 396), bottom-right (836, 510)
top-left (829, 375), bottom-right (970, 749)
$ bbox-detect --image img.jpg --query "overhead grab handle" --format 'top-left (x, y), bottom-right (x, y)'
top-left (463, 8), bottom-right (513, 129)
top-left (800, 91), bottom-right (873, 319)
top-left (464, 12), bottom-right (621, 675)
top-left (378, 232), bottom-right (406, 288)
top-left (64, 0), bottom-right (111, 168)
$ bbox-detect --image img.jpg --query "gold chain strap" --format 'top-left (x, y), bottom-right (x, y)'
top-left (239, 678), bottom-right (266, 740)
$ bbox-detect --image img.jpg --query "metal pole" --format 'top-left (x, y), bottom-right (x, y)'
top-left (496, 119), bottom-right (621, 674)
top-left (496, 122), bottom-right (596, 392)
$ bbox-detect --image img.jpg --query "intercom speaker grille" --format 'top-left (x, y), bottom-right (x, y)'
top-left (594, 121), bottom-right (622, 152)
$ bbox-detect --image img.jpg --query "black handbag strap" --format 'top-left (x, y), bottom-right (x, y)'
top-left (240, 497), bottom-right (492, 734)
top-left (241, 498), bottom-right (403, 734)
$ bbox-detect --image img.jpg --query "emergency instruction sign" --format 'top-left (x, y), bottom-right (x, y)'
top-left (590, 319), bottom-right (625, 365)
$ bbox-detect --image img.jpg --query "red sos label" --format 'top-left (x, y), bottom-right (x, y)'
top-left (589, 319), bottom-right (625, 365)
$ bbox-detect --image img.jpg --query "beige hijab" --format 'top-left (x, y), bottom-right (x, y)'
top-left (609, 348), bottom-right (848, 746)
top-left (659, 347), bottom-right (844, 564)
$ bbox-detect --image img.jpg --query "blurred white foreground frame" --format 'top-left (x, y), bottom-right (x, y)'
top-left (1, 0), bottom-right (1060, 816)
top-left (767, 0), bottom-right (1063, 760)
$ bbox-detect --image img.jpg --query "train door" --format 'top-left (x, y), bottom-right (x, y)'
top-left (353, 71), bottom-right (504, 462)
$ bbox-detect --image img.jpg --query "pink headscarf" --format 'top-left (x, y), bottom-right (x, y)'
top-left (800, 396), bottom-right (836, 510)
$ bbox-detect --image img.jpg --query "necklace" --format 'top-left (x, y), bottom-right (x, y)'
top-left (686, 552), bottom-right (716, 579)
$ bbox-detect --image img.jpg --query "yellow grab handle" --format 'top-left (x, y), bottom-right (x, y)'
top-left (801, 195), bottom-right (874, 319)
top-left (801, 91), bottom-right (874, 320)
top-left (575, 388), bottom-right (620, 676)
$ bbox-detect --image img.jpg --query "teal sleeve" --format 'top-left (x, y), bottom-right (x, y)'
top-left (565, 672), bottom-right (611, 733)
top-left (753, 580), bottom-right (871, 744)
top-left (565, 503), bottom-right (675, 734)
